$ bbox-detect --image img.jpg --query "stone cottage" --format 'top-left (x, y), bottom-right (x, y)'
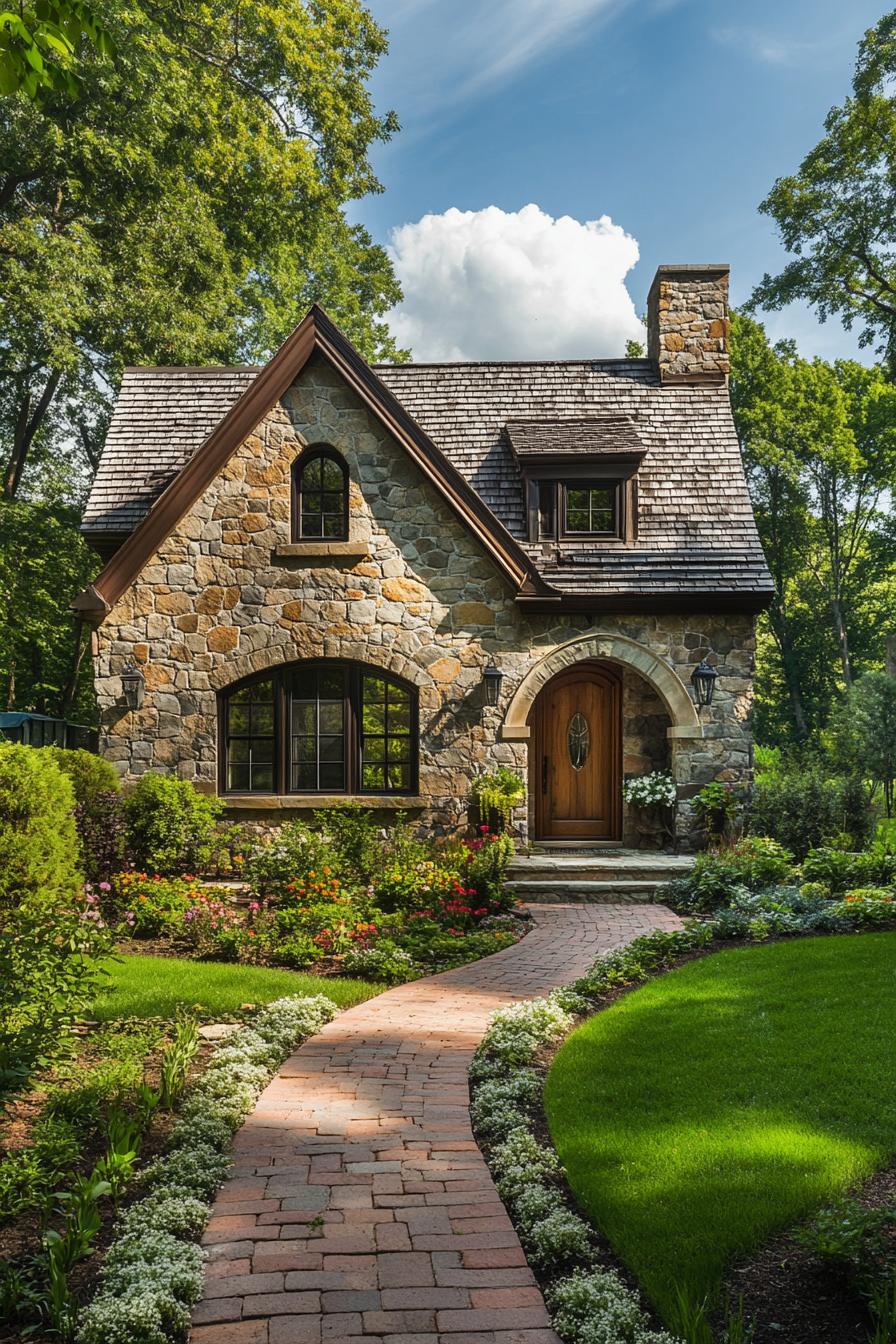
top-left (76, 264), bottom-right (773, 847)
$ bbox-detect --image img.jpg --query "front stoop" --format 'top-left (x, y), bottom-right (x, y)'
top-left (508, 850), bottom-right (694, 903)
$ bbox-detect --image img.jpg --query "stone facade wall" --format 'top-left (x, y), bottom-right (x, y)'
top-left (93, 354), bottom-right (755, 849)
top-left (622, 669), bottom-right (671, 848)
top-left (647, 265), bottom-right (730, 383)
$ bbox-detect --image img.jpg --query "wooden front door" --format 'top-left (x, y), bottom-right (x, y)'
top-left (532, 664), bottom-right (621, 841)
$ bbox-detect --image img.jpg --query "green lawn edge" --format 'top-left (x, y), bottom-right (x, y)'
top-left (87, 953), bottom-right (382, 1021)
top-left (544, 933), bottom-right (896, 1326)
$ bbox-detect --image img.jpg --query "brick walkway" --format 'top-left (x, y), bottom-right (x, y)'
top-left (191, 901), bottom-right (681, 1344)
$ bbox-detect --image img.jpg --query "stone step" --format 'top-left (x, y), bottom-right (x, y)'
top-left (508, 853), bottom-right (693, 885)
top-left (511, 879), bottom-right (671, 904)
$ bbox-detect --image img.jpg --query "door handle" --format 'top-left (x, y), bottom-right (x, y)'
top-left (542, 755), bottom-right (548, 795)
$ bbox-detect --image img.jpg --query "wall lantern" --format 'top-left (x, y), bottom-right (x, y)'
top-left (691, 659), bottom-right (718, 708)
top-left (482, 664), bottom-right (503, 709)
top-left (121, 661), bottom-right (145, 710)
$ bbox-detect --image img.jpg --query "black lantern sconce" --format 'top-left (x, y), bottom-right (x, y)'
top-left (482, 664), bottom-right (503, 709)
top-left (691, 659), bottom-right (718, 708)
top-left (121, 661), bottom-right (145, 710)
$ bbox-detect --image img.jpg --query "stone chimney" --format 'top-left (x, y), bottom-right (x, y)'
top-left (647, 264), bottom-right (730, 384)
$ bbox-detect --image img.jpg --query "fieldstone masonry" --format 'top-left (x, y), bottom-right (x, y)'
top-left (647, 264), bottom-right (730, 384)
top-left (94, 353), bottom-right (755, 850)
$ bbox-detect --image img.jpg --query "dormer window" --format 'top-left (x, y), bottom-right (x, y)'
top-left (533, 480), bottom-right (626, 541)
top-left (505, 417), bottom-right (646, 546)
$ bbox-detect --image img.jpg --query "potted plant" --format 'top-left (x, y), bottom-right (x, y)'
top-left (622, 771), bottom-right (678, 848)
top-left (470, 766), bottom-right (526, 833)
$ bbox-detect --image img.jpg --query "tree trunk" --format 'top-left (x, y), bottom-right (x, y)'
top-left (829, 596), bottom-right (853, 687)
top-left (59, 618), bottom-right (88, 716)
top-left (2, 370), bottom-right (62, 499)
top-left (5, 660), bottom-right (14, 710)
top-left (770, 604), bottom-right (810, 741)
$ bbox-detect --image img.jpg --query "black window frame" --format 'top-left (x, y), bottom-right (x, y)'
top-left (291, 446), bottom-right (349, 542)
top-left (560, 480), bottom-right (621, 538)
top-left (218, 660), bottom-right (419, 797)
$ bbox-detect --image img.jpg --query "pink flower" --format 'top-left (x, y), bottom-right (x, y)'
top-left (99, 881), bottom-right (111, 892)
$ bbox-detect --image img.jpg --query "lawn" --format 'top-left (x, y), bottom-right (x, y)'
top-left (544, 933), bottom-right (896, 1327)
top-left (87, 953), bottom-right (382, 1021)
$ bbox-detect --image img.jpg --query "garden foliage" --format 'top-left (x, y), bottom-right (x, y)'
top-left (749, 766), bottom-right (873, 859)
top-left (0, 744), bottom-right (110, 1090)
top-left (123, 775), bottom-right (223, 876)
top-left (77, 995), bottom-right (335, 1344)
top-left (104, 808), bottom-right (520, 982)
top-left (49, 747), bottom-right (126, 883)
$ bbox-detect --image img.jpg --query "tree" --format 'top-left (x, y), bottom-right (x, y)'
top-left (0, 0), bottom-right (112, 103)
top-left (752, 9), bottom-right (896, 369)
top-left (0, 0), bottom-right (404, 500)
top-left (829, 671), bottom-right (896, 816)
top-left (730, 314), bottom-right (896, 745)
top-left (0, 499), bottom-right (98, 718)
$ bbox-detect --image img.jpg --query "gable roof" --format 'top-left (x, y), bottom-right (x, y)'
top-left (79, 312), bottom-right (774, 618)
top-left (75, 307), bottom-right (552, 618)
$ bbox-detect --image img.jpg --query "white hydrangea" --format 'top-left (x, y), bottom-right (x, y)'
top-left (548, 1269), bottom-right (683, 1344)
top-left (622, 772), bottom-right (677, 808)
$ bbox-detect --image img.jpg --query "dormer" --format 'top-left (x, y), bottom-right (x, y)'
top-left (505, 416), bottom-right (646, 545)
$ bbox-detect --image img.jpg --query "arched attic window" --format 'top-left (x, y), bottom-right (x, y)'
top-left (219, 661), bottom-right (418, 796)
top-left (291, 446), bottom-right (349, 542)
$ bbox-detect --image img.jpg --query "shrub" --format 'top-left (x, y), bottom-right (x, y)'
top-left (341, 940), bottom-right (417, 983)
top-left (749, 769), bottom-right (873, 860)
top-left (48, 748), bottom-right (127, 883)
top-left (0, 742), bottom-right (83, 910)
top-left (693, 780), bottom-right (741, 837)
top-left (0, 745), bottom-right (110, 1089)
top-left (313, 803), bottom-right (383, 883)
top-left (801, 845), bottom-right (896, 892)
top-left (795, 1197), bottom-right (896, 1302)
top-left (665, 836), bottom-right (793, 913)
top-left (124, 775), bottom-right (222, 876)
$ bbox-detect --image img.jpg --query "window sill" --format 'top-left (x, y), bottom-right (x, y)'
top-left (221, 794), bottom-right (427, 811)
top-left (273, 541), bottom-right (370, 559)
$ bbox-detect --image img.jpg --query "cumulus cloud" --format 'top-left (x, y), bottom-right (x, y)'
top-left (387, 203), bottom-right (645, 361)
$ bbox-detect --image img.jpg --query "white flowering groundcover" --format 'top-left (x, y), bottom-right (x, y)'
top-left (76, 995), bottom-right (336, 1344)
top-left (470, 892), bottom-right (896, 1344)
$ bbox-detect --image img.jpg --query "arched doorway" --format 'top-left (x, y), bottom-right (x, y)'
top-left (530, 662), bottom-right (621, 841)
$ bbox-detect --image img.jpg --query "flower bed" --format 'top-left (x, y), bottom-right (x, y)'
top-left (99, 810), bottom-right (524, 983)
top-left (75, 995), bottom-right (335, 1344)
top-left (470, 902), bottom-right (896, 1344)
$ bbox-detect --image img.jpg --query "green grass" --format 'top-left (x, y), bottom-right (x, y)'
top-left (544, 933), bottom-right (896, 1327)
top-left (87, 954), bottom-right (382, 1021)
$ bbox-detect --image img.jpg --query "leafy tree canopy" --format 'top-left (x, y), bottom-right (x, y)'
top-left (752, 9), bottom-right (896, 368)
top-left (0, 0), bottom-right (404, 501)
top-left (731, 312), bottom-right (896, 746)
top-left (0, 0), bottom-right (113, 103)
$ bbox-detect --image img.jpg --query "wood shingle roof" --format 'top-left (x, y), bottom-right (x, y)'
top-left (81, 334), bottom-right (773, 610)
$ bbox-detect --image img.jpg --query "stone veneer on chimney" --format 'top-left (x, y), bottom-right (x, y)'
top-left (647, 263), bottom-right (730, 385)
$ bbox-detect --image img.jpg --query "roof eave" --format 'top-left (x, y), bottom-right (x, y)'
top-left (514, 587), bottom-right (775, 616)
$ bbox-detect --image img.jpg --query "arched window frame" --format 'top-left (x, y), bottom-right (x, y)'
top-left (290, 445), bottom-right (349, 543)
top-left (218, 660), bottom-right (419, 797)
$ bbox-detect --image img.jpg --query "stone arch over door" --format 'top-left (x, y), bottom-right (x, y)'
top-left (501, 633), bottom-right (703, 742)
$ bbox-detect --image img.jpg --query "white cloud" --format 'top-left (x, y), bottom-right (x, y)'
top-left (386, 204), bottom-right (645, 362)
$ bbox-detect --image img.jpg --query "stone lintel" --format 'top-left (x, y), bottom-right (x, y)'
top-left (500, 725), bottom-right (531, 741)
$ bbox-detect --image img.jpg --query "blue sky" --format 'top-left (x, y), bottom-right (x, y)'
top-left (350, 0), bottom-right (884, 362)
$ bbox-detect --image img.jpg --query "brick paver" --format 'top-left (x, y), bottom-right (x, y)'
top-left (191, 901), bottom-right (681, 1344)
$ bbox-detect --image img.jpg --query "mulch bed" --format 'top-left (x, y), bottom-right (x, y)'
top-left (715, 1166), bottom-right (896, 1344)
top-left (0, 1028), bottom-right (216, 1344)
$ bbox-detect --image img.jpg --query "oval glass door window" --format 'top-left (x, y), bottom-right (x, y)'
top-left (568, 712), bottom-right (590, 771)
